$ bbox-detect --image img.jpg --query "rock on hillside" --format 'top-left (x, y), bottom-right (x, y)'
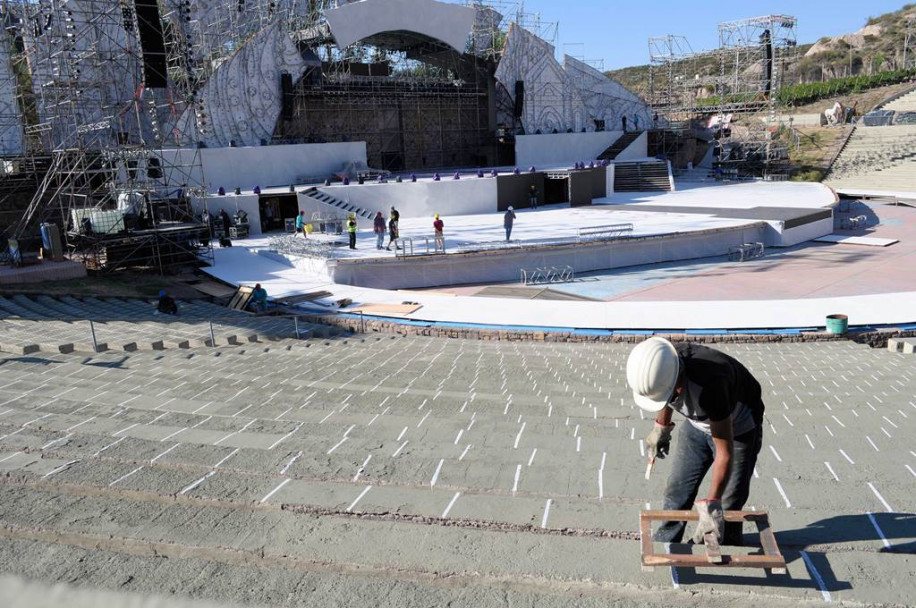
top-left (805, 24), bottom-right (885, 56)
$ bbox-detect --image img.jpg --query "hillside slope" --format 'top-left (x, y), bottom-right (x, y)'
top-left (607, 4), bottom-right (916, 97)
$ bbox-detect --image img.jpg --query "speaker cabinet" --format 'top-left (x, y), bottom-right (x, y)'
top-left (134, 0), bottom-right (168, 88)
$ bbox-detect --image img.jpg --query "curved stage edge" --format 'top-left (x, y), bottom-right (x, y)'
top-left (200, 181), bottom-right (914, 335)
top-left (202, 245), bottom-right (916, 335)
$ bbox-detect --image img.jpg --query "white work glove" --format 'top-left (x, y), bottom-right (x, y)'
top-left (692, 499), bottom-right (724, 544)
top-left (645, 422), bottom-right (674, 462)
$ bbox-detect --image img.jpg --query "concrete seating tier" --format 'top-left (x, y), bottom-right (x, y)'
top-left (0, 295), bottom-right (342, 354)
top-left (0, 337), bottom-right (912, 606)
top-left (826, 124), bottom-right (916, 192)
top-left (883, 89), bottom-right (916, 113)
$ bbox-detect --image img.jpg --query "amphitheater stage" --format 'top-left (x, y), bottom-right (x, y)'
top-left (195, 180), bottom-right (916, 332)
top-left (277, 181), bottom-right (837, 290)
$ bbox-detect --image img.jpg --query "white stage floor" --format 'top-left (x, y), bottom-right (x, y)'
top-left (288, 180), bottom-right (837, 261)
top-left (605, 180), bottom-right (836, 210)
top-left (264, 206), bottom-right (753, 260)
top-left (201, 181), bottom-right (916, 331)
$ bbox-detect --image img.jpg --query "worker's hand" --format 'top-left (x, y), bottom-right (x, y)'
top-left (691, 499), bottom-right (724, 544)
top-left (646, 422), bottom-right (674, 462)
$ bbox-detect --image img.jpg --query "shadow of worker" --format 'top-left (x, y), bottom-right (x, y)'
top-left (777, 512), bottom-right (916, 555)
top-left (665, 521), bottom-right (860, 594)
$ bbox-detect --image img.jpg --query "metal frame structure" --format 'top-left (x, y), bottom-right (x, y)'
top-left (0, 0), bottom-right (574, 270)
top-left (640, 509), bottom-right (787, 574)
top-left (2, 0), bottom-right (214, 273)
top-left (276, 2), bottom-right (508, 171)
top-left (273, 0), bottom-right (561, 171)
top-left (648, 15), bottom-right (799, 176)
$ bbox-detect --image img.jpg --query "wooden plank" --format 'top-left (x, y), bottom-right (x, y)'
top-left (227, 286), bottom-right (254, 311)
top-left (639, 512), bottom-right (656, 572)
top-left (755, 518), bottom-right (788, 574)
top-left (641, 509), bottom-right (768, 523)
top-left (349, 303), bottom-right (422, 315)
top-left (276, 290), bottom-right (334, 304)
top-left (704, 532), bottom-right (724, 564)
top-left (643, 553), bottom-right (786, 568)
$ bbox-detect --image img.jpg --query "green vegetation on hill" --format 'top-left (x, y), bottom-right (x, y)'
top-left (606, 4), bottom-right (916, 103)
top-left (777, 68), bottom-right (916, 106)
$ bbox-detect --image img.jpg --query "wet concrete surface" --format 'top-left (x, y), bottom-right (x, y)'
top-left (0, 337), bottom-right (914, 606)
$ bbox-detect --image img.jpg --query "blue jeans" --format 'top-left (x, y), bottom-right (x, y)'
top-left (376, 232), bottom-right (384, 249)
top-left (505, 227), bottom-right (512, 241)
top-left (654, 420), bottom-right (763, 545)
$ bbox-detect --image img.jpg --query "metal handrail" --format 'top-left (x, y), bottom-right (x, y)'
top-left (0, 312), bottom-right (332, 354)
top-left (577, 223), bottom-right (635, 240)
top-left (394, 234), bottom-right (445, 257)
top-left (521, 265), bottom-right (575, 285)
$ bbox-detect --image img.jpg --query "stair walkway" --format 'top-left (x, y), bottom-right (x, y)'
top-left (825, 124), bottom-right (916, 193)
top-left (598, 131), bottom-right (641, 160)
top-left (883, 89), bottom-right (916, 113)
top-left (302, 187), bottom-right (374, 220)
top-left (613, 160), bottom-right (671, 192)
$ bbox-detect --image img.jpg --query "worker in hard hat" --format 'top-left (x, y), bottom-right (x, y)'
top-left (626, 338), bottom-right (765, 546)
top-left (433, 214), bottom-right (444, 252)
top-left (347, 214), bottom-right (357, 250)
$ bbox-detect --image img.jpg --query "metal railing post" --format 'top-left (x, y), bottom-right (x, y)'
top-left (360, 311), bottom-right (365, 333)
top-left (88, 320), bottom-right (99, 353)
top-left (294, 316), bottom-right (300, 339)
top-left (209, 321), bottom-right (216, 347)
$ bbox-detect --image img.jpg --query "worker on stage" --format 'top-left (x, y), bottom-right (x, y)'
top-left (627, 338), bottom-right (765, 545)
top-left (347, 214), bottom-right (357, 250)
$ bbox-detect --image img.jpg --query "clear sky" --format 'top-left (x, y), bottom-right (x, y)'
top-left (497, 1), bottom-right (912, 70)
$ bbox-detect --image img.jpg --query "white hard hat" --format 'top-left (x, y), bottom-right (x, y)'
top-left (626, 337), bottom-right (680, 413)
top-left (508, 206), bottom-right (514, 211)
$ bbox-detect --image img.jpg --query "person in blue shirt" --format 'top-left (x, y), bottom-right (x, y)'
top-left (250, 283), bottom-right (268, 313)
top-left (295, 211), bottom-right (307, 238)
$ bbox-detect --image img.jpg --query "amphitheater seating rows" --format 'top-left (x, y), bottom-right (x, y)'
top-left (0, 296), bottom-right (340, 354)
top-left (883, 89), bottom-right (916, 113)
top-left (0, 335), bottom-right (912, 606)
top-left (825, 123), bottom-right (916, 192)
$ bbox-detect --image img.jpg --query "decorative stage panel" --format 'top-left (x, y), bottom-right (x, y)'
top-left (495, 25), bottom-right (587, 135)
top-left (496, 25), bottom-right (653, 137)
top-left (173, 22), bottom-right (307, 149)
top-left (564, 55), bottom-right (653, 131)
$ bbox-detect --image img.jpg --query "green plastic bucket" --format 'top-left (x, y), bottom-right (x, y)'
top-left (826, 314), bottom-right (849, 335)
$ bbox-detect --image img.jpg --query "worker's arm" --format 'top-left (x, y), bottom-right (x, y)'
top-left (655, 407), bottom-right (673, 427)
top-left (706, 418), bottom-right (734, 501)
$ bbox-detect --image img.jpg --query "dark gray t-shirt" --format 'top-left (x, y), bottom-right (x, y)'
top-left (669, 343), bottom-right (764, 436)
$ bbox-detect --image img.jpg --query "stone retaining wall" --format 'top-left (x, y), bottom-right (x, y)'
top-left (297, 312), bottom-right (916, 348)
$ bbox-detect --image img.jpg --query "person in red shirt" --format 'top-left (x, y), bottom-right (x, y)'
top-left (373, 212), bottom-right (385, 250)
top-left (433, 214), bottom-right (444, 252)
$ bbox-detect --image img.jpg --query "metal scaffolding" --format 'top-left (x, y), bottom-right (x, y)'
top-left (648, 15), bottom-right (798, 175)
top-left (273, 0), bottom-right (549, 171)
top-left (0, 0), bottom-right (570, 268)
top-left (2, 0), bottom-right (212, 272)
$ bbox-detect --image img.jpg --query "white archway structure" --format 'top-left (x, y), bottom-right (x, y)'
top-left (324, 0), bottom-right (477, 52)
